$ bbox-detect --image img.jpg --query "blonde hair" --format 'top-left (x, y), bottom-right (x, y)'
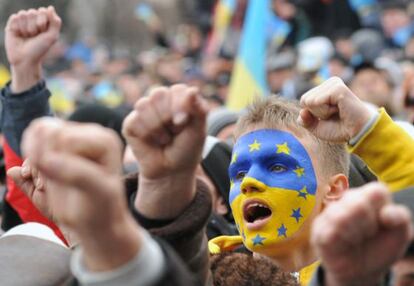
top-left (234, 96), bottom-right (349, 176)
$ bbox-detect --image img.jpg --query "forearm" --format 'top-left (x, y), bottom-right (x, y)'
top-left (136, 171), bottom-right (197, 220)
top-left (1, 80), bottom-right (52, 157)
top-left (10, 63), bottom-right (42, 93)
top-left (76, 212), bottom-right (142, 272)
top-left (349, 108), bottom-right (414, 191)
top-left (72, 226), bottom-right (166, 286)
top-left (129, 180), bottom-right (212, 285)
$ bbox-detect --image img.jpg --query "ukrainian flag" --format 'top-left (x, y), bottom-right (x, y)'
top-left (226, 0), bottom-right (270, 111)
top-left (207, 0), bottom-right (237, 55)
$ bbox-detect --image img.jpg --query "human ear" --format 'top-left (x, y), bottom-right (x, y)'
top-left (215, 196), bottom-right (229, 216)
top-left (323, 173), bottom-right (349, 203)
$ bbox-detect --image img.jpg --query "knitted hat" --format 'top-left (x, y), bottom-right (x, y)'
top-left (201, 136), bottom-right (233, 222)
top-left (207, 107), bottom-right (240, 138)
top-left (68, 103), bottom-right (126, 148)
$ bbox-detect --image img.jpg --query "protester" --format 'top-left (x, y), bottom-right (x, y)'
top-left (1, 2), bottom-right (414, 286)
top-left (210, 77), bottom-right (414, 285)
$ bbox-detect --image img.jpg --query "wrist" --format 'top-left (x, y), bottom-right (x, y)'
top-left (136, 170), bottom-right (197, 220)
top-left (349, 108), bottom-right (379, 146)
top-left (349, 102), bottom-right (377, 137)
top-left (79, 211), bottom-right (142, 272)
top-left (10, 63), bottom-right (42, 93)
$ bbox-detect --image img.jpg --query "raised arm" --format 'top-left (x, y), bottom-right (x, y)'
top-left (2, 6), bottom-right (61, 153)
top-left (20, 118), bottom-right (199, 285)
top-left (299, 77), bottom-right (414, 191)
top-left (1, 7), bottom-right (62, 233)
top-left (123, 84), bottom-right (212, 284)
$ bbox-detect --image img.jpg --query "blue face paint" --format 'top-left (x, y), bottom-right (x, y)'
top-left (228, 129), bottom-right (318, 254)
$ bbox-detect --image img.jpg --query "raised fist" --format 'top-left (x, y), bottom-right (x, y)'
top-left (5, 6), bottom-right (61, 92)
top-left (21, 118), bottom-right (124, 233)
top-left (311, 183), bottom-right (413, 286)
top-left (7, 159), bottom-right (51, 221)
top-left (123, 84), bottom-right (208, 180)
top-left (123, 84), bottom-right (209, 219)
top-left (21, 118), bottom-right (143, 271)
top-left (5, 6), bottom-right (61, 67)
top-left (298, 77), bottom-right (377, 143)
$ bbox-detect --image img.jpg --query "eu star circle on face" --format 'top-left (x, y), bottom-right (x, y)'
top-left (229, 129), bottom-right (317, 253)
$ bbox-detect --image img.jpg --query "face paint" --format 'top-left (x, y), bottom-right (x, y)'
top-left (229, 129), bottom-right (317, 255)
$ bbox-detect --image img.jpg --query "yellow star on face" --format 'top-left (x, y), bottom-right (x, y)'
top-left (276, 142), bottom-right (290, 155)
top-left (230, 179), bottom-right (234, 189)
top-left (248, 139), bottom-right (261, 152)
top-left (294, 167), bottom-right (305, 177)
top-left (231, 152), bottom-right (238, 164)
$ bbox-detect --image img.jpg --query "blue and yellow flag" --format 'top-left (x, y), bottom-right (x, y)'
top-left (226, 0), bottom-right (270, 111)
top-left (207, 0), bottom-right (237, 55)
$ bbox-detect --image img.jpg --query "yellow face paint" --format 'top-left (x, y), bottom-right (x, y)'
top-left (229, 129), bottom-right (317, 255)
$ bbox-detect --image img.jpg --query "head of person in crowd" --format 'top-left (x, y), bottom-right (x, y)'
top-left (211, 252), bottom-right (299, 286)
top-left (155, 53), bottom-right (185, 85)
top-left (228, 96), bottom-right (349, 264)
top-left (0, 223), bottom-right (72, 286)
top-left (332, 29), bottom-right (354, 62)
top-left (266, 49), bottom-right (296, 95)
top-left (207, 107), bottom-right (241, 145)
top-left (350, 61), bottom-right (397, 115)
top-left (271, 0), bottom-right (297, 22)
top-left (67, 103), bottom-right (126, 150)
top-left (295, 37), bottom-right (334, 91)
top-left (198, 136), bottom-right (233, 223)
top-left (328, 53), bottom-right (352, 82)
top-left (402, 69), bottom-right (414, 123)
top-left (380, 1), bottom-right (412, 47)
top-left (405, 36), bottom-right (414, 61)
top-left (351, 29), bottom-right (385, 63)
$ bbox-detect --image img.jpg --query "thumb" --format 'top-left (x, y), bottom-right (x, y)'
top-left (46, 6), bottom-right (62, 36)
top-left (7, 167), bottom-right (25, 187)
top-left (7, 166), bottom-right (35, 197)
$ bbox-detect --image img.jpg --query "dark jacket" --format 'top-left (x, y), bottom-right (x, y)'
top-left (125, 174), bottom-right (213, 285)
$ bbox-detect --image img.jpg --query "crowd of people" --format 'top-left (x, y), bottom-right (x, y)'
top-left (0, 1), bottom-right (414, 285)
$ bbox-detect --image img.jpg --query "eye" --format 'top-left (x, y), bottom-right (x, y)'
top-left (235, 171), bottom-right (247, 180)
top-left (270, 164), bottom-right (287, 173)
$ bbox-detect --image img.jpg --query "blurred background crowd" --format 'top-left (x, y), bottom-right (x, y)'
top-left (0, 0), bottom-right (414, 196)
top-left (0, 0), bottom-right (413, 118)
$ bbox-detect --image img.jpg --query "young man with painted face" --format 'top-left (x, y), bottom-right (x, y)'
top-left (210, 76), bottom-right (414, 284)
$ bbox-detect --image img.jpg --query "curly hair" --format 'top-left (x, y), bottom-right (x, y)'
top-left (211, 252), bottom-right (299, 286)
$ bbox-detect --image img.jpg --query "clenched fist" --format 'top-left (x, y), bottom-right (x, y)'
top-left (21, 118), bottom-right (124, 232)
top-left (5, 6), bottom-right (61, 92)
top-left (123, 84), bottom-right (209, 219)
top-left (311, 183), bottom-right (413, 286)
top-left (298, 77), bottom-right (377, 143)
top-left (123, 84), bottom-right (208, 180)
top-left (21, 118), bottom-right (143, 271)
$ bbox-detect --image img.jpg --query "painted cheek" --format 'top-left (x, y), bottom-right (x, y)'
top-left (229, 129), bottom-right (318, 253)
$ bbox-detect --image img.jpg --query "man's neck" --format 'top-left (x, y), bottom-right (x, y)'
top-left (268, 240), bottom-right (316, 272)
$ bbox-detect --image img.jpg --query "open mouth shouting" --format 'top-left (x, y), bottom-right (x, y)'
top-left (243, 199), bottom-right (273, 230)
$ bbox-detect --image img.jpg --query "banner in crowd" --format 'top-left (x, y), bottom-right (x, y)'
top-left (207, 0), bottom-right (237, 55)
top-left (227, 0), bottom-right (270, 111)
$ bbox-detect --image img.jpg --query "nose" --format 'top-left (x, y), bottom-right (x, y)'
top-left (240, 177), bottom-right (266, 194)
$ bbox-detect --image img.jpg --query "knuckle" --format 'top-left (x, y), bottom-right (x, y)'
top-left (122, 114), bottom-right (138, 137)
